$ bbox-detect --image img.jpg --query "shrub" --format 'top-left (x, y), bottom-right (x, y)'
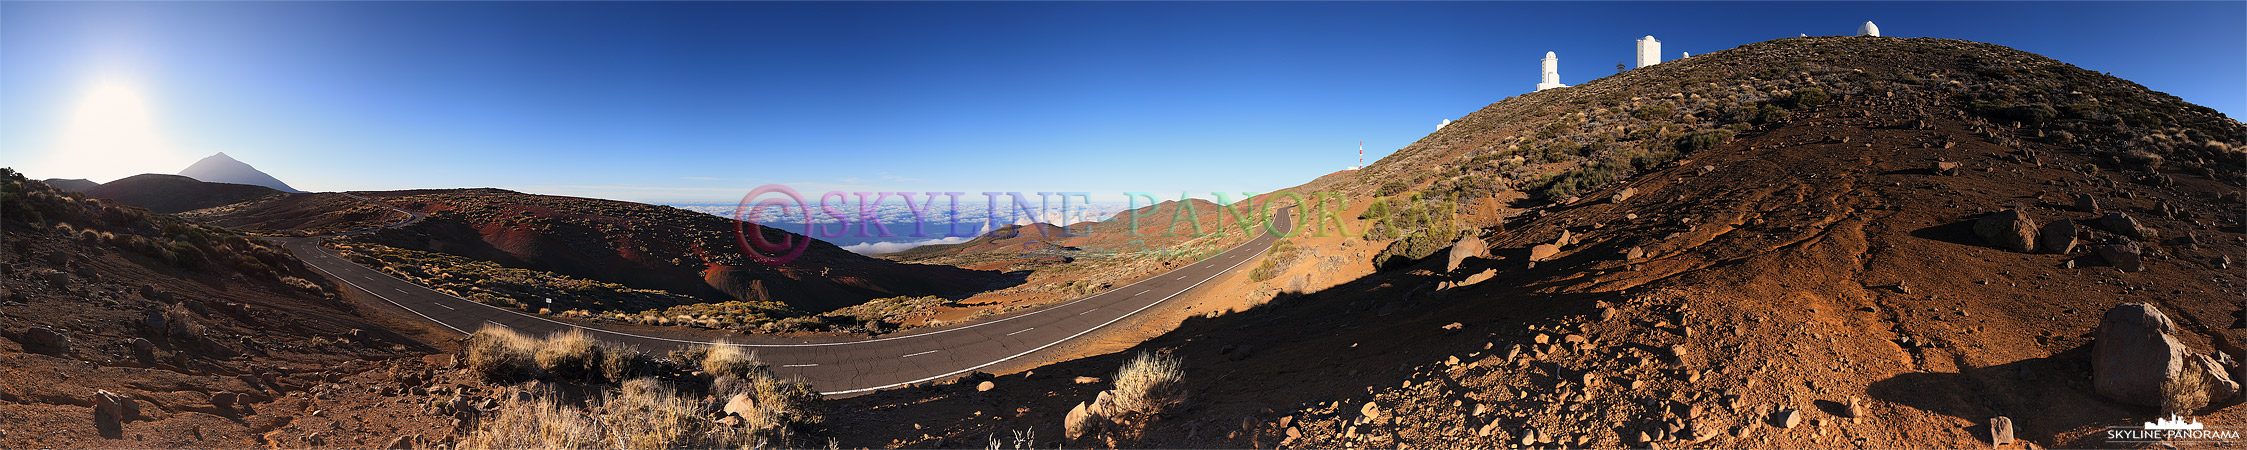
top-left (1374, 180), bottom-right (1410, 197)
top-left (2003, 103), bottom-right (2058, 124)
top-left (698, 343), bottom-right (773, 380)
top-left (598, 343), bottom-right (653, 383)
top-left (163, 302), bottom-right (206, 341)
top-left (1632, 104), bottom-right (1674, 120)
top-left (1752, 104), bottom-right (1791, 124)
top-left (713, 373), bottom-right (824, 435)
top-left (1789, 87), bottom-right (1829, 108)
top-left (533, 329), bottom-right (604, 381)
top-left (1674, 129), bottom-right (1735, 153)
top-left (460, 388), bottom-right (602, 449)
top-left (465, 324), bottom-right (538, 382)
top-left (1110, 351), bottom-right (1185, 419)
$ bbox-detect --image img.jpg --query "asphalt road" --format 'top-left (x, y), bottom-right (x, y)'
top-left (280, 207), bottom-right (1293, 395)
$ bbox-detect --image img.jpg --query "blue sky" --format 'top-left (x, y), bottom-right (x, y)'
top-left (5, 2), bottom-right (2242, 204)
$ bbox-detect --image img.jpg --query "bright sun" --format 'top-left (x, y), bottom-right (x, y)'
top-left (37, 78), bottom-right (182, 182)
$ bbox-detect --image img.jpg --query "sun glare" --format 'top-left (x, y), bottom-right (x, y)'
top-left (38, 78), bottom-right (182, 182)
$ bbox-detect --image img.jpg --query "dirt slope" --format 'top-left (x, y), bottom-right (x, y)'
top-left (0, 168), bottom-right (449, 448)
top-left (824, 36), bottom-right (2247, 449)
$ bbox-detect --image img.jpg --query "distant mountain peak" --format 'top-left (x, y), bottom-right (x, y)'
top-left (178, 152), bottom-right (302, 193)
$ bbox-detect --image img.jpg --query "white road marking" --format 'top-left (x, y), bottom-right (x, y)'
top-left (902, 350), bottom-right (938, 358)
top-left (487, 321), bottom-right (509, 328)
top-left (1079, 309), bottom-right (1097, 315)
top-left (1136, 290), bottom-right (1149, 296)
top-left (1007, 328), bottom-right (1034, 336)
top-left (781, 363), bottom-right (819, 368)
top-left (435, 303), bottom-right (455, 310)
top-left (1178, 276), bottom-right (1189, 281)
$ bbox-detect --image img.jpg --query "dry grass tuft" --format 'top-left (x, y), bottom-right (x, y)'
top-left (1110, 350), bottom-right (1186, 419)
top-left (464, 324), bottom-right (538, 382)
top-left (533, 328), bottom-right (603, 381)
top-left (698, 342), bottom-right (774, 380)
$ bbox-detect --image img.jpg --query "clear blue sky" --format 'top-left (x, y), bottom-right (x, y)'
top-left (5, 2), bottom-right (2241, 204)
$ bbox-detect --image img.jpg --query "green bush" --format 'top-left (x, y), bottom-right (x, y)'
top-left (1675, 129), bottom-right (1736, 153)
top-left (1632, 104), bottom-right (1674, 120)
top-left (1753, 104), bottom-right (1791, 124)
top-left (1789, 88), bottom-right (1829, 108)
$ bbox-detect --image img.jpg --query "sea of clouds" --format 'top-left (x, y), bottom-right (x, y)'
top-left (668, 200), bottom-right (1137, 255)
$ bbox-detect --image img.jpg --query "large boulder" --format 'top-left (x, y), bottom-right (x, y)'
top-left (1446, 235), bottom-right (1487, 272)
top-left (18, 327), bottom-right (70, 355)
top-left (2092, 303), bottom-right (2239, 411)
top-left (2096, 243), bottom-right (2145, 272)
top-left (722, 392), bottom-right (757, 422)
top-left (1064, 401), bottom-right (1096, 440)
top-left (2038, 220), bottom-right (2079, 255)
top-left (1973, 209), bottom-right (2039, 253)
top-left (2101, 212), bottom-right (2154, 241)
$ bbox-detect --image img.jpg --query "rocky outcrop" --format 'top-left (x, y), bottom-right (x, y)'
top-left (2038, 220), bottom-right (2078, 254)
top-left (2092, 303), bottom-right (2238, 411)
top-left (17, 327), bottom-right (70, 355)
top-left (1973, 209), bottom-right (2038, 253)
top-left (1447, 236), bottom-right (1487, 272)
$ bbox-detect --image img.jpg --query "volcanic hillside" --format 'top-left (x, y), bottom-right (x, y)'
top-left (179, 192), bottom-right (412, 237)
top-left (84, 174), bottom-right (285, 215)
top-left (824, 36), bottom-right (2247, 449)
top-left (0, 168), bottom-right (452, 448)
top-left (339, 189), bottom-right (999, 313)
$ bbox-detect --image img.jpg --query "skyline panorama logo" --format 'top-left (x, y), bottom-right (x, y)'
top-left (729, 184), bottom-right (1356, 265)
top-left (2106, 414), bottom-right (2240, 443)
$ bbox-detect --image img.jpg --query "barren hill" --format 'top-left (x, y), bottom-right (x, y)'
top-left (177, 152), bottom-right (302, 193)
top-left (825, 36), bottom-right (2247, 448)
top-left (340, 189), bottom-right (999, 314)
top-left (0, 168), bottom-right (450, 447)
top-left (37, 178), bottom-right (96, 192)
top-left (84, 174), bottom-right (285, 214)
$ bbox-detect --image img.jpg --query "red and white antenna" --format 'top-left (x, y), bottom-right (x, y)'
top-left (1356, 141), bottom-right (1363, 170)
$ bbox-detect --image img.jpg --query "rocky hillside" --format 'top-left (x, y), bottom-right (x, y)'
top-left (38, 178), bottom-right (97, 192)
top-left (822, 36), bottom-right (2247, 448)
top-left (83, 174), bottom-right (284, 214)
top-left (0, 168), bottom-right (449, 448)
top-left (341, 189), bottom-right (999, 313)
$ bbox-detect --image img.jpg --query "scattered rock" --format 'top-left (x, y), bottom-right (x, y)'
top-left (18, 327), bottom-right (69, 355)
top-left (211, 392), bottom-right (239, 410)
top-left (2075, 193), bottom-right (2099, 213)
top-left (2093, 303), bottom-right (2240, 409)
top-left (1529, 244), bottom-right (1562, 262)
top-left (1932, 161), bottom-right (1961, 176)
top-left (1442, 322), bottom-right (1465, 332)
top-left (2100, 212), bottom-right (2155, 241)
top-left (722, 392), bottom-right (756, 421)
top-left (1989, 416), bottom-right (2015, 446)
top-left (1842, 396), bottom-right (1866, 418)
top-left (93, 390), bottom-right (137, 424)
top-left (1360, 401), bottom-right (1383, 421)
top-left (2038, 220), bottom-right (2079, 254)
top-left (1668, 344), bottom-right (1690, 361)
top-left (1064, 402), bottom-right (1095, 440)
top-left (1773, 408), bottom-right (1802, 428)
top-left (384, 435), bottom-right (420, 450)
top-left (1974, 209), bottom-right (2039, 253)
top-left (975, 380), bottom-right (995, 392)
top-left (1457, 269), bottom-right (1497, 287)
top-left (1612, 187), bottom-right (1638, 203)
top-left (1625, 246), bottom-right (1645, 261)
top-left (1073, 376), bottom-right (1102, 384)
top-left (1447, 235), bottom-right (1488, 273)
top-left (2095, 243), bottom-right (2145, 272)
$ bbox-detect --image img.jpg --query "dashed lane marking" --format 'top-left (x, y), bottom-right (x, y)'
top-left (902, 350), bottom-right (938, 358)
top-left (1007, 328), bottom-right (1034, 336)
top-left (781, 363), bottom-right (819, 368)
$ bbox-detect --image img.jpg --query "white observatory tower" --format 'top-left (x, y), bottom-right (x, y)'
top-left (1858, 21), bottom-right (1880, 37)
top-left (1536, 51), bottom-right (1567, 91)
top-left (1635, 36), bottom-right (1662, 69)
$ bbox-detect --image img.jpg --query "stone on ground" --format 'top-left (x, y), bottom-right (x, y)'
top-left (1447, 235), bottom-right (1488, 272)
top-left (2093, 303), bottom-right (2240, 410)
top-left (1973, 209), bottom-right (2039, 253)
top-left (1989, 416), bottom-right (2015, 445)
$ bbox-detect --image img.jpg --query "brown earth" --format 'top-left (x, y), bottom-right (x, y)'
top-left (179, 193), bottom-right (411, 237)
top-left (819, 36), bottom-right (2247, 449)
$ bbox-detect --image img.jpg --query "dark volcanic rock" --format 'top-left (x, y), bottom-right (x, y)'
top-left (1973, 209), bottom-right (2038, 253)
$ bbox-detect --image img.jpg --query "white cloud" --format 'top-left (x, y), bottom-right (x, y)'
top-left (840, 236), bottom-right (973, 255)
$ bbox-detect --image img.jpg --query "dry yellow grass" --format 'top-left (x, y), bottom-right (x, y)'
top-left (1110, 350), bottom-right (1185, 418)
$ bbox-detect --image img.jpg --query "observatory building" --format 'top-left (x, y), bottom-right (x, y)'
top-left (1536, 51), bottom-right (1567, 91)
top-left (1858, 21), bottom-right (1880, 37)
top-left (1635, 36), bottom-right (1662, 69)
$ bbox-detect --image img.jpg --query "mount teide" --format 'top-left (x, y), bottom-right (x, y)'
top-left (177, 152), bottom-right (302, 193)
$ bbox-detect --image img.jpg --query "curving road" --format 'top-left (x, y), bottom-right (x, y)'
top-left (281, 207), bottom-right (1292, 395)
